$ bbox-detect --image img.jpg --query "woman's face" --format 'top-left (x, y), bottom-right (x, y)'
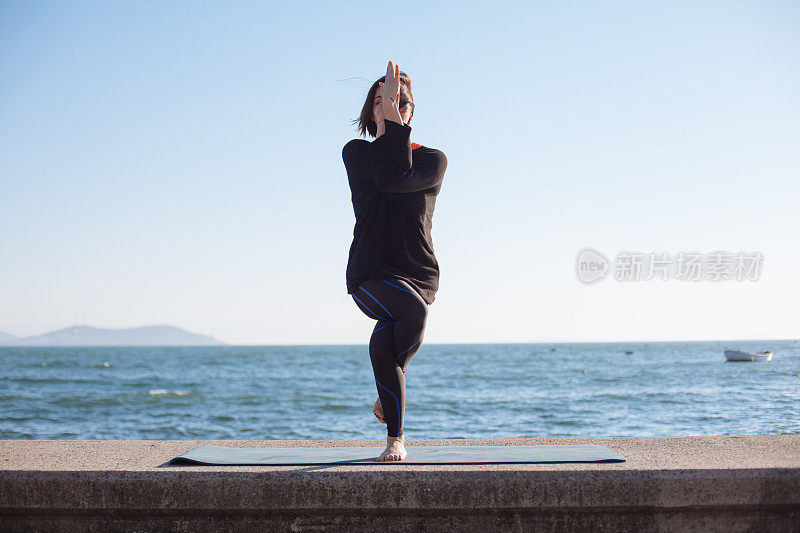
top-left (372, 86), bottom-right (412, 126)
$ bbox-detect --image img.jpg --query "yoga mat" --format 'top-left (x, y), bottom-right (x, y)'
top-left (169, 444), bottom-right (626, 465)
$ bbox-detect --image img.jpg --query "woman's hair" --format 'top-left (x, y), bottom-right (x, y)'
top-left (353, 71), bottom-right (415, 138)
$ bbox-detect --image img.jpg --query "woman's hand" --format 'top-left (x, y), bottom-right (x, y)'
top-left (379, 60), bottom-right (405, 127)
top-left (380, 60), bottom-right (400, 106)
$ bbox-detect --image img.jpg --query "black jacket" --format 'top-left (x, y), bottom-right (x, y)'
top-left (342, 119), bottom-right (447, 304)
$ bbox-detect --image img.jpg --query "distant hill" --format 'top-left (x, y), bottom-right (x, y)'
top-left (0, 330), bottom-right (20, 344)
top-left (0, 325), bottom-right (226, 346)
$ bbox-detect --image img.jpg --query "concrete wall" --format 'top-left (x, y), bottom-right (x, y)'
top-left (2, 435), bottom-right (798, 532)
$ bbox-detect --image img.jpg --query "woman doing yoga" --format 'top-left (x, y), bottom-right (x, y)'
top-left (342, 61), bottom-right (448, 462)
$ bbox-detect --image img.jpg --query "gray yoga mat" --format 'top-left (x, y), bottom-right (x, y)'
top-left (168, 444), bottom-right (626, 465)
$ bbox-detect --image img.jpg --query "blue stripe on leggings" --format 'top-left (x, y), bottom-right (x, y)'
top-left (380, 278), bottom-right (419, 297)
top-left (397, 338), bottom-right (420, 362)
top-left (359, 286), bottom-right (395, 319)
top-left (352, 293), bottom-right (386, 320)
top-left (373, 321), bottom-right (392, 334)
top-left (374, 376), bottom-right (401, 434)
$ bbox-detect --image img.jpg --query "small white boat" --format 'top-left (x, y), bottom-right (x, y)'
top-left (724, 349), bottom-right (773, 362)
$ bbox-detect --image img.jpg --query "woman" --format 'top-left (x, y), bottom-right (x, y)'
top-left (342, 61), bottom-right (448, 462)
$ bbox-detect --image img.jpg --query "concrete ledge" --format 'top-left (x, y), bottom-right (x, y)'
top-left (2, 435), bottom-right (798, 532)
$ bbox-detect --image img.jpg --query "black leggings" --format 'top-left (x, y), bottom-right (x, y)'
top-left (351, 277), bottom-right (428, 438)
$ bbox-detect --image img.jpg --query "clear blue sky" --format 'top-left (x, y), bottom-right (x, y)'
top-left (1, 1), bottom-right (798, 344)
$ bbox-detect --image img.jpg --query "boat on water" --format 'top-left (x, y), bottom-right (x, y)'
top-left (724, 349), bottom-right (773, 362)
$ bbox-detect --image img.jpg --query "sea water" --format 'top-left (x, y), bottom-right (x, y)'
top-left (1, 340), bottom-right (798, 440)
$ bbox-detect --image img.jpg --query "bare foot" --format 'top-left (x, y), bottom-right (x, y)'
top-left (373, 397), bottom-right (386, 424)
top-left (377, 435), bottom-right (407, 461)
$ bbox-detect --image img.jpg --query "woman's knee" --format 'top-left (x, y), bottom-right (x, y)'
top-left (352, 294), bottom-right (377, 319)
top-left (361, 277), bottom-right (428, 324)
top-left (414, 298), bottom-right (429, 323)
top-left (411, 295), bottom-right (428, 322)
top-left (403, 297), bottom-right (428, 331)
